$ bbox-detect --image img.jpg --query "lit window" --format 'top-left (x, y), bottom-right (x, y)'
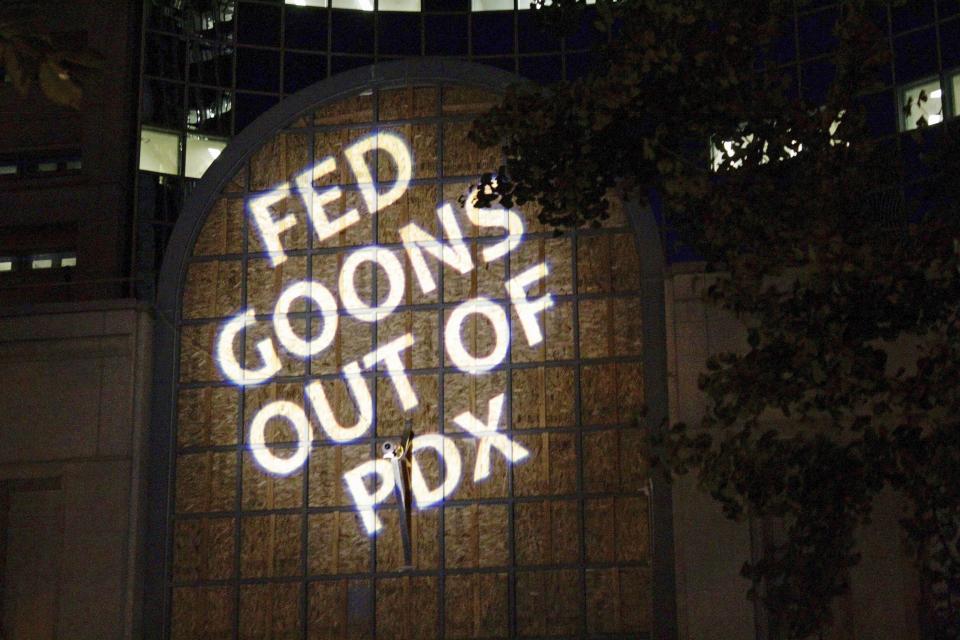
top-left (514, 0), bottom-right (590, 8)
top-left (31, 257), bottom-right (53, 270)
top-left (187, 94), bottom-right (232, 128)
top-left (953, 73), bottom-right (960, 121)
top-left (331, 0), bottom-right (373, 9)
top-left (66, 159), bottom-right (82, 171)
top-left (0, 164), bottom-right (16, 176)
top-left (710, 111), bottom-right (845, 171)
top-left (139, 127), bottom-right (181, 175)
top-left (37, 162), bottom-right (58, 172)
top-left (185, 134), bottom-right (228, 179)
top-left (901, 78), bottom-right (943, 131)
top-left (473, 0), bottom-right (513, 9)
top-left (0, 258), bottom-right (13, 272)
top-left (379, 0), bottom-right (420, 10)
top-left (60, 255), bottom-right (77, 268)
top-left (286, 0), bottom-right (327, 5)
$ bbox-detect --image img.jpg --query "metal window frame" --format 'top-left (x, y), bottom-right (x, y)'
top-left (146, 58), bottom-right (676, 640)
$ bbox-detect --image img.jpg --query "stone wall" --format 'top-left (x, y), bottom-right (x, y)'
top-left (665, 268), bottom-right (922, 640)
top-left (0, 301), bottom-right (152, 639)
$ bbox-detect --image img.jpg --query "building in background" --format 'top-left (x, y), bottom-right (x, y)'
top-left (0, 0), bottom-right (957, 637)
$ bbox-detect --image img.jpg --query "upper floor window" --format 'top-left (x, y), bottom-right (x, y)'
top-left (0, 151), bottom-right (82, 181)
top-left (901, 77), bottom-right (943, 130)
top-left (0, 251), bottom-right (77, 273)
top-left (139, 127), bottom-right (227, 179)
top-left (285, 0), bottom-right (589, 10)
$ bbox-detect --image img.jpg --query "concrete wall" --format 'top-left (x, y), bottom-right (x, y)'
top-left (0, 300), bottom-right (151, 640)
top-left (665, 268), bottom-right (922, 640)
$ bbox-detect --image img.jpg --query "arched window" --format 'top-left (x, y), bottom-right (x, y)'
top-left (147, 60), bottom-right (673, 639)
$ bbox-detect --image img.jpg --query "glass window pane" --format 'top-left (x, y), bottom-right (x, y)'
top-left (140, 127), bottom-right (182, 175)
top-left (378, 13), bottom-right (421, 55)
top-left (379, 0), bottom-right (420, 10)
top-left (425, 14), bottom-right (467, 55)
top-left (187, 89), bottom-right (233, 136)
top-left (331, 0), bottom-right (374, 10)
top-left (143, 80), bottom-right (185, 128)
top-left (283, 52), bottom-right (327, 94)
top-left (286, 0), bottom-right (327, 5)
top-left (516, 0), bottom-right (591, 6)
top-left (185, 134), bottom-right (228, 179)
top-left (0, 164), bottom-right (17, 176)
top-left (238, 2), bottom-right (281, 45)
top-left (331, 11), bottom-right (375, 53)
top-left (472, 0), bottom-right (513, 11)
top-left (285, 5), bottom-right (328, 50)
top-left (187, 43), bottom-right (234, 87)
top-left (953, 73), bottom-right (960, 119)
top-left (0, 259), bottom-right (13, 272)
top-left (60, 255), bottom-right (77, 268)
top-left (31, 258), bottom-right (53, 270)
top-left (900, 78), bottom-right (943, 130)
top-left (237, 48), bottom-right (281, 93)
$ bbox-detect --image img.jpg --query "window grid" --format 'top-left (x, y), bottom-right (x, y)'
top-left (167, 85), bottom-right (652, 638)
top-left (136, 2), bottom-right (960, 288)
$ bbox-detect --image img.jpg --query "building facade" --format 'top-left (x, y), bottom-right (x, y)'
top-left (1, 0), bottom-right (958, 637)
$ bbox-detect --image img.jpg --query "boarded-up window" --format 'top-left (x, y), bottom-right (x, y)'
top-left (168, 83), bottom-right (652, 638)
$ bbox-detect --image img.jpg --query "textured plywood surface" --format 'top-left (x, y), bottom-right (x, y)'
top-left (171, 84), bottom-right (653, 638)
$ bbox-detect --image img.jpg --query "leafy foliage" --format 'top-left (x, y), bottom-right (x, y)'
top-left (469, 0), bottom-right (960, 637)
top-left (0, 2), bottom-right (102, 109)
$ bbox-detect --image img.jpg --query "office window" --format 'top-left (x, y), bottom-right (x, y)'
top-left (472, 0), bottom-right (513, 10)
top-left (379, 0), bottom-right (421, 11)
top-left (0, 258), bottom-right (13, 272)
top-left (27, 252), bottom-right (76, 270)
top-left (140, 127), bottom-right (182, 175)
top-left (31, 256), bottom-right (54, 270)
top-left (473, 0), bottom-right (588, 10)
top-left (953, 71), bottom-right (960, 119)
top-left (37, 162), bottom-right (58, 173)
top-left (331, 0), bottom-right (374, 10)
top-left (0, 164), bottom-right (16, 176)
top-left (286, 0), bottom-right (327, 6)
top-left (185, 134), bottom-right (228, 179)
top-left (900, 77), bottom-right (943, 130)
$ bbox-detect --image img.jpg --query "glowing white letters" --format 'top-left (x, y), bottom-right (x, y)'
top-left (464, 189), bottom-right (525, 262)
top-left (216, 130), bottom-right (557, 538)
top-left (249, 187), bottom-right (297, 267)
top-left (305, 362), bottom-right (373, 442)
top-left (273, 280), bottom-right (338, 357)
top-left (362, 333), bottom-right (418, 410)
top-left (216, 309), bottom-right (282, 385)
top-left (249, 400), bottom-right (313, 476)
top-left (295, 157), bottom-right (359, 242)
top-left (444, 297), bottom-right (509, 374)
top-left (506, 263), bottom-right (554, 347)
top-left (400, 202), bottom-right (474, 294)
top-left (409, 434), bottom-right (462, 508)
top-left (344, 131), bottom-right (412, 215)
top-left (343, 459), bottom-right (396, 534)
top-left (454, 393), bottom-right (529, 482)
top-left (339, 246), bottom-right (405, 322)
